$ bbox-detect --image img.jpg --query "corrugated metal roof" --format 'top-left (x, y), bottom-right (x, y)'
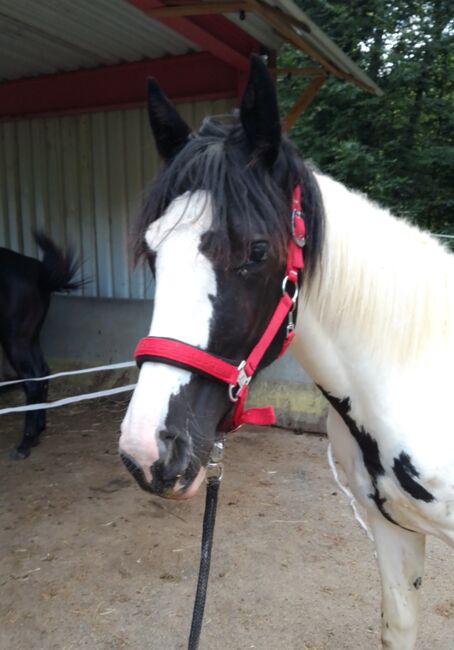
top-left (0, 0), bottom-right (380, 95)
top-left (0, 0), bottom-right (198, 81)
top-left (227, 9), bottom-right (283, 51)
top-left (228, 1), bottom-right (380, 94)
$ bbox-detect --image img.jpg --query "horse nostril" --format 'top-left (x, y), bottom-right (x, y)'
top-left (120, 432), bottom-right (195, 495)
top-left (159, 429), bottom-right (177, 444)
top-left (157, 429), bottom-right (191, 482)
top-left (120, 451), bottom-right (142, 477)
top-left (120, 452), bottom-right (150, 491)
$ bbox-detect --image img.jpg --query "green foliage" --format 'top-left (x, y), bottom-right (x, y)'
top-left (278, 0), bottom-right (454, 233)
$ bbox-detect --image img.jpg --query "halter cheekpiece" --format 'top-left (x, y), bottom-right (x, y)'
top-left (134, 185), bottom-right (306, 433)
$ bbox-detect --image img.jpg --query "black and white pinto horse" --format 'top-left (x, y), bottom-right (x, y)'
top-left (120, 56), bottom-right (454, 649)
top-left (0, 232), bottom-right (82, 459)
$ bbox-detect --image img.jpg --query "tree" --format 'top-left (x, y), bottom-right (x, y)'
top-left (278, 0), bottom-right (454, 234)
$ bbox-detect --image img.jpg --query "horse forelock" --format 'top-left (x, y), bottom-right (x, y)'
top-left (135, 114), bottom-right (325, 280)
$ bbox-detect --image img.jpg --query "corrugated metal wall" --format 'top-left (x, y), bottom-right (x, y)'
top-left (0, 97), bottom-right (234, 299)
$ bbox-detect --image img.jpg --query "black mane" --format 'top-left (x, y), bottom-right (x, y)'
top-left (135, 112), bottom-right (324, 279)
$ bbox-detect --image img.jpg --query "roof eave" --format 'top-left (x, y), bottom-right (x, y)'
top-left (274, 0), bottom-right (383, 95)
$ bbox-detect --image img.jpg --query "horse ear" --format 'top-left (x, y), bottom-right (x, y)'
top-left (147, 78), bottom-right (191, 162)
top-left (240, 55), bottom-right (281, 167)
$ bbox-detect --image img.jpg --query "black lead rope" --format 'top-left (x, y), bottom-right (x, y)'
top-left (187, 475), bottom-right (221, 650)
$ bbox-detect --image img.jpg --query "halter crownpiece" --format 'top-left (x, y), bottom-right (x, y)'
top-left (134, 185), bottom-right (306, 433)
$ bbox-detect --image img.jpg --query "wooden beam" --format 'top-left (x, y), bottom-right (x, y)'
top-left (248, 0), bottom-right (344, 79)
top-left (145, 2), bottom-right (251, 17)
top-left (128, 1), bottom-right (379, 95)
top-left (127, 1), bottom-right (252, 71)
top-left (0, 52), bottom-right (239, 121)
top-left (257, 2), bottom-right (313, 34)
top-left (282, 75), bottom-right (326, 131)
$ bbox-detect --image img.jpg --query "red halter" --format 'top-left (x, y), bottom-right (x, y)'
top-left (134, 185), bottom-right (306, 433)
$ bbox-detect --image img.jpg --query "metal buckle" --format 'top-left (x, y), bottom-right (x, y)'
top-left (210, 439), bottom-right (225, 463)
top-left (206, 462), bottom-right (224, 481)
top-left (206, 439), bottom-right (225, 482)
top-left (286, 309), bottom-right (295, 335)
top-left (228, 360), bottom-right (251, 402)
top-left (292, 209), bottom-right (306, 248)
top-left (282, 275), bottom-right (298, 304)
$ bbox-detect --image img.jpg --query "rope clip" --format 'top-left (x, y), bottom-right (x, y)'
top-left (206, 439), bottom-right (225, 482)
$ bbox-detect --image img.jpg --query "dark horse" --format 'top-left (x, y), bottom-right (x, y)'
top-left (120, 56), bottom-right (454, 648)
top-left (0, 232), bottom-right (82, 459)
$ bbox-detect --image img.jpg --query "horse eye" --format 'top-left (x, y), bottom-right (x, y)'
top-left (234, 241), bottom-right (269, 275)
top-left (249, 241), bottom-right (269, 263)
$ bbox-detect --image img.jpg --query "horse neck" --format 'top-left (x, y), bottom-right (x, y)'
top-left (295, 172), bottom-right (454, 384)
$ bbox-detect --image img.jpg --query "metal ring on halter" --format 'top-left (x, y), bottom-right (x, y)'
top-left (206, 461), bottom-right (224, 482)
top-left (291, 210), bottom-right (306, 248)
top-left (210, 439), bottom-right (225, 463)
top-left (228, 383), bottom-right (240, 402)
top-left (282, 275), bottom-right (299, 304)
top-left (228, 360), bottom-right (251, 402)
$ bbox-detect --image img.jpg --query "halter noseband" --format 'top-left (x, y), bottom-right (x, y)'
top-left (134, 185), bottom-right (306, 433)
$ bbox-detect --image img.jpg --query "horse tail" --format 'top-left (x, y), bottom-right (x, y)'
top-left (34, 231), bottom-right (84, 293)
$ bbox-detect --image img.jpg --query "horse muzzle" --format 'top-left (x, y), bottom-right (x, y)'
top-left (119, 449), bottom-right (206, 499)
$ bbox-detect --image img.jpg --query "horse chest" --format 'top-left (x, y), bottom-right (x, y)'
top-left (292, 318), bottom-right (454, 538)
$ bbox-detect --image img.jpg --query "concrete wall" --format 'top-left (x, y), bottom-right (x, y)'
top-left (41, 295), bottom-right (327, 433)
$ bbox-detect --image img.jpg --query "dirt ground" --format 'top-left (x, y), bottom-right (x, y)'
top-left (1, 390), bottom-right (454, 650)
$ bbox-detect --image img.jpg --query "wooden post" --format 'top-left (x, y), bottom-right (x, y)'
top-left (282, 75), bottom-right (326, 132)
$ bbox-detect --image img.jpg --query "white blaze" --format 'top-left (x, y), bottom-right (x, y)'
top-left (120, 191), bottom-right (216, 480)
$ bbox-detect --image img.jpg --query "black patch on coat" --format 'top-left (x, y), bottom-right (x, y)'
top-left (393, 452), bottom-right (435, 503)
top-left (318, 386), bottom-right (402, 527)
top-left (413, 577), bottom-right (422, 589)
top-left (318, 386), bottom-right (384, 480)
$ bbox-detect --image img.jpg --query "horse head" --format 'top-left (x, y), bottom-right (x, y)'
top-left (119, 56), bottom-right (323, 498)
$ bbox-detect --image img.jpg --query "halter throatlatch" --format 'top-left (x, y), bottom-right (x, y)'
top-left (134, 185), bottom-right (306, 433)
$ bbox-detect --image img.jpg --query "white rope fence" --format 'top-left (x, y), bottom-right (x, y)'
top-left (0, 385), bottom-right (137, 416)
top-left (327, 442), bottom-right (374, 543)
top-left (0, 355), bottom-right (376, 547)
top-left (0, 361), bottom-right (137, 415)
top-left (0, 361), bottom-right (135, 388)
